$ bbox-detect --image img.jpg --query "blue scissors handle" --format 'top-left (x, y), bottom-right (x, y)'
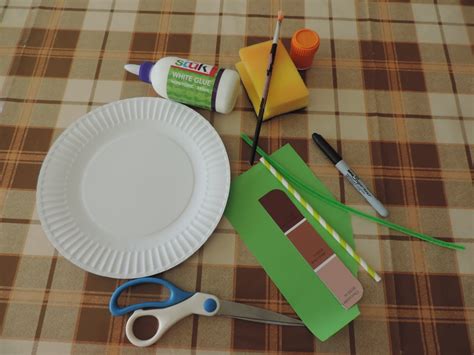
top-left (109, 277), bottom-right (194, 316)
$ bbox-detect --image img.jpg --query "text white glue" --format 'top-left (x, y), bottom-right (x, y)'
top-left (124, 57), bottom-right (240, 114)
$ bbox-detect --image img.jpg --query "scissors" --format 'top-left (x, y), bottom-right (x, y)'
top-left (109, 277), bottom-right (304, 347)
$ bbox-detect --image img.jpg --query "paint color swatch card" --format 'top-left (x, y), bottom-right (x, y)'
top-left (224, 144), bottom-right (360, 341)
top-left (260, 190), bottom-right (363, 309)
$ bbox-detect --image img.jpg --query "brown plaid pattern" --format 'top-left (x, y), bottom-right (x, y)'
top-left (0, 0), bottom-right (473, 353)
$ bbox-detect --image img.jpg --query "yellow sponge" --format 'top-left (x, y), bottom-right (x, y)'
top-left (236, 40), bottom-right (309, 120)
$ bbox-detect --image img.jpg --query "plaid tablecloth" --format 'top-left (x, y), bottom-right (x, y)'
top-left (0, 0), bottom-right (473, 354)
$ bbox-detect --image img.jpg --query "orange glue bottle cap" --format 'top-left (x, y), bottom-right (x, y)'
top-left (290, 29), bottom-right (320, 70)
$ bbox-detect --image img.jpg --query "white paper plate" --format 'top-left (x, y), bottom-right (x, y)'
top-left (37, 98), bottom-right (230, 278)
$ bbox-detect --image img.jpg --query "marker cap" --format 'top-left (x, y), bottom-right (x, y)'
top-left (312, 133), bottom-right (342, 164)
top-left (290, 29), bottom-right (320, 70)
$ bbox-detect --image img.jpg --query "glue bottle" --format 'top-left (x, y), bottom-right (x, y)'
top-left (125, 57), bottom-right (240, 114)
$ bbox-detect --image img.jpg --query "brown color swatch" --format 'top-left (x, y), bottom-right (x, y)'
top-left (259, 189), bottom-right (303, 232)
top-left (317, 257), bottom-right (363, 309)
top-left (287, 221), bottom-right (333, 267)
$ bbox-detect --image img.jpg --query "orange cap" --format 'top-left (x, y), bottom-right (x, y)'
top-left (290, 29), bottom-right (320, 70)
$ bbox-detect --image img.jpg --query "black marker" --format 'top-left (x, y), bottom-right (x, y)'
top-left (312, 132), bottom-right (389, 217)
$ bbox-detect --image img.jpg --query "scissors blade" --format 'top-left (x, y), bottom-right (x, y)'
top-left (217, 300), bottom-right (304, 327)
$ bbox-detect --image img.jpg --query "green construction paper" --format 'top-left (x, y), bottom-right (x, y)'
top-left (224, 144), bottom-right (360, 341)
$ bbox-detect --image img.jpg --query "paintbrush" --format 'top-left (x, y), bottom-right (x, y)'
top-left (249, 10), bottom-right (284, 165)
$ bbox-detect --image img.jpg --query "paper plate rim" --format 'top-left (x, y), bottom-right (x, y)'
top-left (36, 97), bottom-right (230, 278)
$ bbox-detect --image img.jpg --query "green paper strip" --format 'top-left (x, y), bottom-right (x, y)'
top-left (225, 144), bottom-right (360, 340)
top-left (241, 133), bottom-right (464, 251)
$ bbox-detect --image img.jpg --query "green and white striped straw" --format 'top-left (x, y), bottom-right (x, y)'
top-left (260, 157), bottom-right (382, 283)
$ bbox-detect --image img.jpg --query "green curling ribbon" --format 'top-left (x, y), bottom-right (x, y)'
top-left (241, 133), bottom-right (464, 251)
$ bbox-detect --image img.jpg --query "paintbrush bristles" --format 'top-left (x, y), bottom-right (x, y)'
top-left (277, 10), bottom-right (284, 21)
